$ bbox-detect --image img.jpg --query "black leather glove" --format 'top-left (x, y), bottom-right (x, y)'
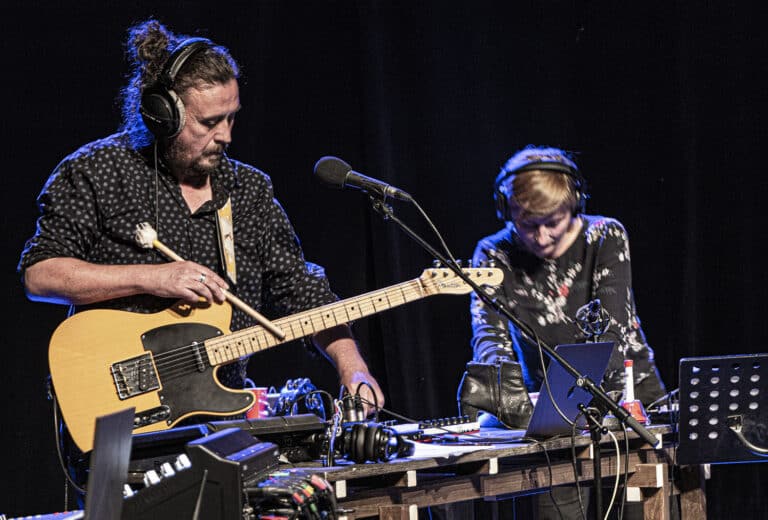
top-left (457, 360), bottom-right (533, 429)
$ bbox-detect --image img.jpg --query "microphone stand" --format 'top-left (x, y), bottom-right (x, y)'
top-left (368, 196), bottom-right (660, 520)
top-left (579, 322), bottom-right (612, 520)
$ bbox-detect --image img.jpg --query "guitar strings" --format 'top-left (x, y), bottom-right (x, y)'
top-left (153, 291), bottom-right (415, 379)
top-left (150, 281), bottom-right (428, 381)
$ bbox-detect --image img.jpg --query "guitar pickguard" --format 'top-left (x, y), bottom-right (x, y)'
top-left (139, 322), bottom-right (254, 426)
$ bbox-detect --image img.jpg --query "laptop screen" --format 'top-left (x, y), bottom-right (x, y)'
top-left (523, 342), bottom-right (616, 439)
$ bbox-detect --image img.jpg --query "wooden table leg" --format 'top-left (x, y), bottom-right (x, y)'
top-left (627, 463), bottom-right (670, 520)
top-left (677, 465), bottom-right (707, 520)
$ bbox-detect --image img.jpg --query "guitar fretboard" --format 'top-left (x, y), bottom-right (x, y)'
top-left (204, 278), bottom-right (426, 366)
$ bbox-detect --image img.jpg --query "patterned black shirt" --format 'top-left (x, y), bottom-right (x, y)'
top-left (470, 215), bottom-right (666, 403)
top-left (19, 132), bottom-right (342, 388)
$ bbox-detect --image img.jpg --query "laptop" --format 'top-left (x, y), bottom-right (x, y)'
top-left (506, 342), bottom-right (617, 440)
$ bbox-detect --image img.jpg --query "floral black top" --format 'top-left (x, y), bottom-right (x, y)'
top-left (19, 132), bottom-right (345, 389)
top-left (470, 215), bottom-right (666, 404)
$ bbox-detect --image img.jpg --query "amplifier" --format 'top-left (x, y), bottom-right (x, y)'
top-left (123, 428), bottom-right (280, 520)
top-left (207, 414), bottom-right (328, 462)
top-left (128, 414), bottom-right (327, 478)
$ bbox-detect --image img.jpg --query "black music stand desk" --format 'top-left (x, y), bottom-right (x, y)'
top-left (678, 353), bottom-right (768, 465)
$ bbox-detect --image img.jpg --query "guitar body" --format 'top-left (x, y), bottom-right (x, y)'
top-left (49, 301), bottom-right (255, 452)
top-left (47, 267), bottom-right (504, 453)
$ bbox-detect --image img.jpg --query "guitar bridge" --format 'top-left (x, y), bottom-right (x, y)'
top-left (111, 353), bottom-right (160, 399)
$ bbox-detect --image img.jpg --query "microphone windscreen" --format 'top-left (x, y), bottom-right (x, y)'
top-left (314, 156), bottom-right (352, 188)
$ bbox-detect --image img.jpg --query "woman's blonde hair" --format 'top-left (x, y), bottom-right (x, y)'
top-left (494, 146), bottom-right (584, 221)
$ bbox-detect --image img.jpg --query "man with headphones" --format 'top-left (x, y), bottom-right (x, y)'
top-left (462, 145), bottom-right (668, 518)
top-left (19, 19), bottom-right (383, 445)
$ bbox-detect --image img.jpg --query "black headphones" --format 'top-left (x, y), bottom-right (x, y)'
top-left (140, 37), bottom-right (212, 138)
top-left (339, 422), bottom-right (405, 463)
top-left (493, 160), bottom-right (588, 222)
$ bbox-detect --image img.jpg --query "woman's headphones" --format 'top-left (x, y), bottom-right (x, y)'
top-left (140, 37), bottom-right (212, 138)
top-left (493, 160), bottom-right (588, 221)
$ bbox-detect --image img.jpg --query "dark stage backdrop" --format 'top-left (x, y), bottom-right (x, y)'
top-left (2, 1), bottom-right (766, 517)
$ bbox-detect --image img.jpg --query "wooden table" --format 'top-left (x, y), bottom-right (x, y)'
top-left (300, 425), bottom-right (706, 520)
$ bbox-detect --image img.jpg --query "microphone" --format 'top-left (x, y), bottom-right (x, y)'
top-left (585, 299), bottom-right (602, 324)
top-left (575, 298), bottom-right (610, 338)
top-left (314, 156), bottom-right (412, 201)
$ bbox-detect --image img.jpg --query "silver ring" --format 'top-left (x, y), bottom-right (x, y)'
top-left (198, 273), bottom-right (207, 284)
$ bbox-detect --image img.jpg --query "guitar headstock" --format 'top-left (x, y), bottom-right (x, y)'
top-left (419, 267), bottom-right (504, 295)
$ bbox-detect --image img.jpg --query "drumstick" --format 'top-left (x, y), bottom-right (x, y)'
top-left (134, 222), bottom-right (286, 340)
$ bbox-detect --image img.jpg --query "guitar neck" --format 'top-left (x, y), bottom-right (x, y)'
top-left (205, 278), bottom-right (427, 366)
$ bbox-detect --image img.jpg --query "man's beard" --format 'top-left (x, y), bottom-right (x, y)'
top-left (165, 144), bottom-right (225, 184)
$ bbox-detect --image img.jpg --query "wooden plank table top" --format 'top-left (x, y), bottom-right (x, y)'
top-left (291, 424), bottom-right (702, 520)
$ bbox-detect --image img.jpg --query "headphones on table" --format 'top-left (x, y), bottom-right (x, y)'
top-left (493, 158), bottom-right (588, 221)
top-left (339, 421), bottom-right (405, 463)
top-left (140, 37), bottom-right (212, 138)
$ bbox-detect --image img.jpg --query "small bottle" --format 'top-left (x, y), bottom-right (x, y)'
top-left (620, 359), bottom-right (650, 425)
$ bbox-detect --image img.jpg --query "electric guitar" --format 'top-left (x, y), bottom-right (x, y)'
top-left (48, 267), bottom-right (502, 452)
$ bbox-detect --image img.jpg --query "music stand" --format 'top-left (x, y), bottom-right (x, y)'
top-left (677, 353), bottom-right (768, 465)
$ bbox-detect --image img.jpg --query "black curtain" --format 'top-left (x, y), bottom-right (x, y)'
top-left (2, 1), bottom-right (766, 517)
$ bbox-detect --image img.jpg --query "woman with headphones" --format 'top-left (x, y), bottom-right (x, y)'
top-left (463, 145), bottom-right (668, 519)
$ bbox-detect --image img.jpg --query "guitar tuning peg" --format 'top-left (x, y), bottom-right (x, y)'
top-left (486, 258), bottom-right (496, 268)
top-left (454, 259), bottom-right (463, 267)
top-left (432, 259), bottom-right (442, 268)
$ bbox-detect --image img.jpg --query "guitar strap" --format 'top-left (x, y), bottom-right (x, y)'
top-left (216, 197), bottom-right (237, 286)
